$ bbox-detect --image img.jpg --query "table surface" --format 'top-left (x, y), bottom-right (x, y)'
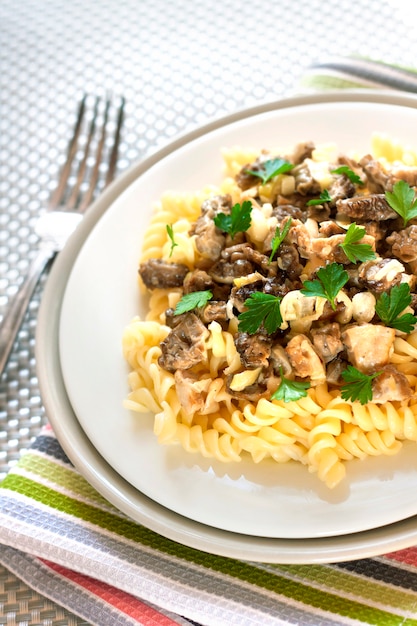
top-left (1, 0), bottom-right (417, 623)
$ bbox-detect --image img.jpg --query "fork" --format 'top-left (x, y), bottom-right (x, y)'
top-left (0, 94), bottom-right (125, 377)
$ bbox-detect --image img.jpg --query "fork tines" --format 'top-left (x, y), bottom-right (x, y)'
top-left (49, 94), bottom-right (125, 213)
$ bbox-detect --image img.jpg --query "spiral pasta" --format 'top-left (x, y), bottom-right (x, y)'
top-left (123, 137), bottom-right (417, 489)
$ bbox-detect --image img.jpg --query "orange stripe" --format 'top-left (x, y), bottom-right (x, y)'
top-left (386, 547), bottom-right (417, 567)
top-left (40, 559), bottom-right (180, 625)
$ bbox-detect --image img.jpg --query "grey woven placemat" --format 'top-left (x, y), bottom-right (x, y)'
top-left (0, 0), bottom-right (415, 623)
top-left (0, 566), bottom-right (88, 626)
top-left (0, 562), bottom-right (90, 625)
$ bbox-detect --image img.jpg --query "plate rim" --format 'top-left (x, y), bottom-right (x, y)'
top-left (36, 89), bottom-right (417, 563)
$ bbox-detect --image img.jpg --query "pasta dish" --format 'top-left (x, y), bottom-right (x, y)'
top-left (122, 135), bottom-right (417, 488)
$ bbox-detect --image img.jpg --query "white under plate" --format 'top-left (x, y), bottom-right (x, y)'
top-left (37, 92), bottom-right (417, 559)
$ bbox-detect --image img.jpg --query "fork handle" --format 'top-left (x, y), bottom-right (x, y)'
top-left (0, 247), bottom-right (55, 377)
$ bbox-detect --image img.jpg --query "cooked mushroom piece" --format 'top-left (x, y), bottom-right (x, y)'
top-left (229, 276), bottom-right (265, 312)
top-left (386, 225), bottom-right (417, 263)
top-left (275, 243), bottom-right (304, 279)
top-left (341, 324), bottom-right (395, 373)
top-left (328, 173), bottom-right (356, 202)
top-left (183, 269), bottom-right (214, 293)
top-left (209, 257), bottom-right (254, 284)
top-left (371, 365), bottom-right (413, 403)
top-left (235, 157), bottom-right (265, 191)
top-left (310, 323), bottom-right (344, 363)
top-left (358, 154), bottom-right (388, 193)
top-left (164, 308), bottom-right (184, 329)
top-left (158, 313), bottom-right (209, 372)
top-left (190, 194), bottom-right (231, 262)
top-left (226, 377), bottom-right (268, 402)
top-left (358, 220), bottom-right (388, 244)
top-left (263, 274), bottom-right (293, 298)
top-left (306, 203), bottom-right (331, 222)
top-left (244, 247), bottom-right (273, 274)
top-left (234, 332), bottom-right (272, 369)
top-left (287, 220), bottom-right (313, 259)
top-left (201, 194), bottom-right (233, 215)
top-left (336, 194), bottom-right (397, 221)
top-left (272, 203), bottom-right (304, 222)
top-left (292, 162), bottom-right (322, 196)
top-left (199, 301), bottom-right (228, 325)
top-left (290, 141), bottom-right (315, 165)
top-left (358, 258), bottom-right (405, 293)
top-left (318, 221), bottom-right (345, 238)
top-left (139, 258), bottom-right (189, 290)
top-left (388, 166), bottom-right (417, 189)
top-left (221, 242), bottom-right (272, 275)
top-left (325, 357), bottom-right (347, 386)
top-left (337, 154), bottom-right (363, 173)
top-left (318, 299), bottom-right (348, 323)
top-left (269, 343), bottom-right (292, 377)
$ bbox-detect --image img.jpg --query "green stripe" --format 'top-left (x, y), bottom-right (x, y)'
top-left (17, 453), bottom-right (114, 509)
top-left (3, 474), bottom-right (417, 625)
top-left (274, 564), bottom-right (417, 612)
top-left (300, 73), bottom-right (372, 91)
top-left (354, 56), bottom-right (417, 75)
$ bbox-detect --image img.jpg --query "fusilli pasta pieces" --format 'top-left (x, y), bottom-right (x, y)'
top-left (123, 137), bottom-right (417, 489)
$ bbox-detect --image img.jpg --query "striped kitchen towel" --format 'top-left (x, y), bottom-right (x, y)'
top-left (301, 56), bottom-right (417, 94)
top-left (1, 426), bottom-right (417, 625)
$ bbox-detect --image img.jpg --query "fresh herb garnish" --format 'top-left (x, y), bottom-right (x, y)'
top-left (271, 368), bottom-right (310, 402)
top-left (174, 290), bottom-right (213, 315)
top-left (331, 166), bottom-right (364, 185)
top-left (269, 217), bottom-right (292, 263)
top-left (339, 222), bottom-right (376, 264)
top-left (340, 366), bottom-right (381, 405)
top-left (166, 224), bottom-right (178, 257)
top-left (385, 179), bottom-right (417, 227)
top-left (300, 262), bottom-right (349, 310)
top-left (213, 200), bottom-right (253, 239)
top-left (375, 282), bottom-right (417, 333)
top-left (238, 292), bottom-right (283, 334)
top-left (306, 189), bottom-right (332, 206)
top-left (245, 158), bottom-right (294, 185)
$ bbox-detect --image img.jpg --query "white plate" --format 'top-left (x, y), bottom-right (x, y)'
top-left (58, 92), bottom-right (417, 540)
top-left (37, 92), bottom-right (417, 559)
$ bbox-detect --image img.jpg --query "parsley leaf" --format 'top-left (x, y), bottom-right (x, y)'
top-left (375, 282), bottom-right (417, 333)
top-left (238, 292), bottom-right (283, 334)
top-left (340, 366), bottom-right (381, 405)
top-left (245, 158), bottom-right (294, 185)
top-left (385, 180), bottom-right (417, 227)
top-left (271, 368), bottom-right (310, 402)
top-left (269, 217), bottom-right (292, 263)
top-left (213, 200), bottom-right (253, 239)
top-left (339, 222), bottom-right (376, 264)
top-left (331, 166), bottom-right (364, 185)
top-left (174, 290), bottom-right (213, 315)
top-left (166, 224), bottom-right (178, 257)
top-left (306, 189), bottom-right (332, 206)
top-left (300, 263), bottom-right (349, 310)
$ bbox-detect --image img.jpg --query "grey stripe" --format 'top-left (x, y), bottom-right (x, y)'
top-left (0, 545), bottom-right (196, 626)
top-left (0, 545), bottom-right (136, 626)
top-left (0, 495), bottom-right (346, 626)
